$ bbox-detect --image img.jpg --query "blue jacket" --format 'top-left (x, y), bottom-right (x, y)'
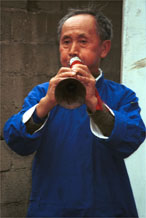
top-left (4, 74), bottom-right (145, 217)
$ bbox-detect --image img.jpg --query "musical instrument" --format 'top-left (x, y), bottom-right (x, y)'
top-left (55, 57), bottom-right (86, 109)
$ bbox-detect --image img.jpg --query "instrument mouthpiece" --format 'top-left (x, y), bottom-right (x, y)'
top-left (70, 57), bottom-right (82, 68)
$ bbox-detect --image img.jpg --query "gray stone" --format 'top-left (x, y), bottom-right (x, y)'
top-left (0, 141), bottom-right (12, 172)
top-left (1, 201), bottom-right (29, 217)
top-left (1, 0), bottom-right (27, 10)
top-left (1, 168), bottom-right (31, 203)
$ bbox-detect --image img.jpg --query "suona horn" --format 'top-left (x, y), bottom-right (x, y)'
top-left (55, 57), bottom-right (86, 109)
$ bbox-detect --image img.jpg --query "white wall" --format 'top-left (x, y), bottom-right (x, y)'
top-left (121, 0), bottom-right (146, 217)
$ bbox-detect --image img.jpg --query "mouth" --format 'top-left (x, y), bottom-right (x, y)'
top-left (65, 57), bottom-right (84, 67)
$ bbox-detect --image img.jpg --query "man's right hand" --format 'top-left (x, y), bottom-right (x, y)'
top-left (36, 67), bottom-right (77, 119)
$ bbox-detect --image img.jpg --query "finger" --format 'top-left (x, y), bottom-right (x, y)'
top-left (72, 66), bottom-right (93, 78)
top-left (76, 74), bottom-right (96, 85)
top-left (56, 71), bottom-right (77, 79)
top-left (50, 75), bottom-right (77, 88)
top-left (57, 67), bottom-right (72, 75)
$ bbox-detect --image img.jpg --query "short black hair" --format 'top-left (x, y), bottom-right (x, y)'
top-left (57, 7), bottom-right (113, 41)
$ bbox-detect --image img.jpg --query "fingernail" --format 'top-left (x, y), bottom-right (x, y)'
top-left (72, 70), bottom-right (76, 75)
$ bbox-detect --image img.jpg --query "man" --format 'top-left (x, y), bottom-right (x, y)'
top-left (4, 7), bottom-right (145, 217)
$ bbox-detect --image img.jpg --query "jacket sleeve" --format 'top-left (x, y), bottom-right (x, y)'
top-left (3, 84), bottom-right (49, 156)
top-left (101, 87), bottom-right (145, 159)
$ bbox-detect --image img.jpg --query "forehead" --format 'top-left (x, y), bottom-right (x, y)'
top-left (61, 14), bottom-right (98, 37)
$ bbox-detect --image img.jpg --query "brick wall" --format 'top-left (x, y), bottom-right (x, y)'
top-left (0, 0), bottom-right (122, 216)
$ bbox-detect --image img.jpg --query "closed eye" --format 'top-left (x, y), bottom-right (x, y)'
top-left (80, 40), bottom-right (87, 44)
top-left (64, 40), bottom-right (70, 44)
top-left (61, 37), bottom-right (72, 47)
top-left (79, 39), bottom-right (88, 47)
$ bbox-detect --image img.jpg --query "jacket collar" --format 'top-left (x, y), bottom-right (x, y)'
top-left (95, 69), bottom-right (104, 88)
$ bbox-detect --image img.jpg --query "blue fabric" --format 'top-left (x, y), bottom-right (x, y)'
top-left (3, 74), bottom-right (145, 217)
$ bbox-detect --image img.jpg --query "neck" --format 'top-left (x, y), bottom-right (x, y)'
top-left (92, 68), bottom-right (101, 78)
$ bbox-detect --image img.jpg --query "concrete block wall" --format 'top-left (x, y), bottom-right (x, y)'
top-left (1, 0), bottom-right (122, 217)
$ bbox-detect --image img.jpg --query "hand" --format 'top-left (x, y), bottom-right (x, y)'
top-left (36, 67), bottom-right (77, 118)
top-left (47, 67), bottom-right (79, 105)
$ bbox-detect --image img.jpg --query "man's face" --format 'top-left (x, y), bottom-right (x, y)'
top-left (59, 14), bottom-right (110, 76)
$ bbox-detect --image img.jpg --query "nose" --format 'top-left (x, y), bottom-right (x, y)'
top-left (69, 42), bottom-right (79, 57)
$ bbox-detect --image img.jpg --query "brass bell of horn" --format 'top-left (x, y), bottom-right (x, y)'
top-left (55, 57), bottom-right (86, 109)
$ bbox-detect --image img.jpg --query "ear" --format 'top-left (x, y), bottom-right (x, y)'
top-left (100, 40), bottom-right (111, 58)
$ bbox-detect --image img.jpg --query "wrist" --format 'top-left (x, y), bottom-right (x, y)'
top-left (32, 108), bottom-right (47, 124)
top-left (87, 89), bottom-right (103, 114)
top-left (36, 96), bottom-right (55, 118)
top-left (95, 89), bottom-right (103, 111)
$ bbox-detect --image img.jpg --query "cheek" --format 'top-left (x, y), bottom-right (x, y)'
top-left (59, 48), bottom-right (68, 66)
top-left (82, 44), bottom-right (100, 60)
top-left (81, 50), bottom-right (100, 72)
top-left (60, 56), bottom-right (68, 67)
top-left (83, 51), bottom-right (99, 65)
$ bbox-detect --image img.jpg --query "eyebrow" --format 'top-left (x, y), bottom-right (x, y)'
top-left (78, 34), bottom-right (88, 39)
top-left (61, 35), bottom-right (71, 40)
top-left (61, 33), bottom-right (88, 40)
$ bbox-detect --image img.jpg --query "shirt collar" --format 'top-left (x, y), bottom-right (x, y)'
top-left (95, 68), bottom-right (104, 88)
